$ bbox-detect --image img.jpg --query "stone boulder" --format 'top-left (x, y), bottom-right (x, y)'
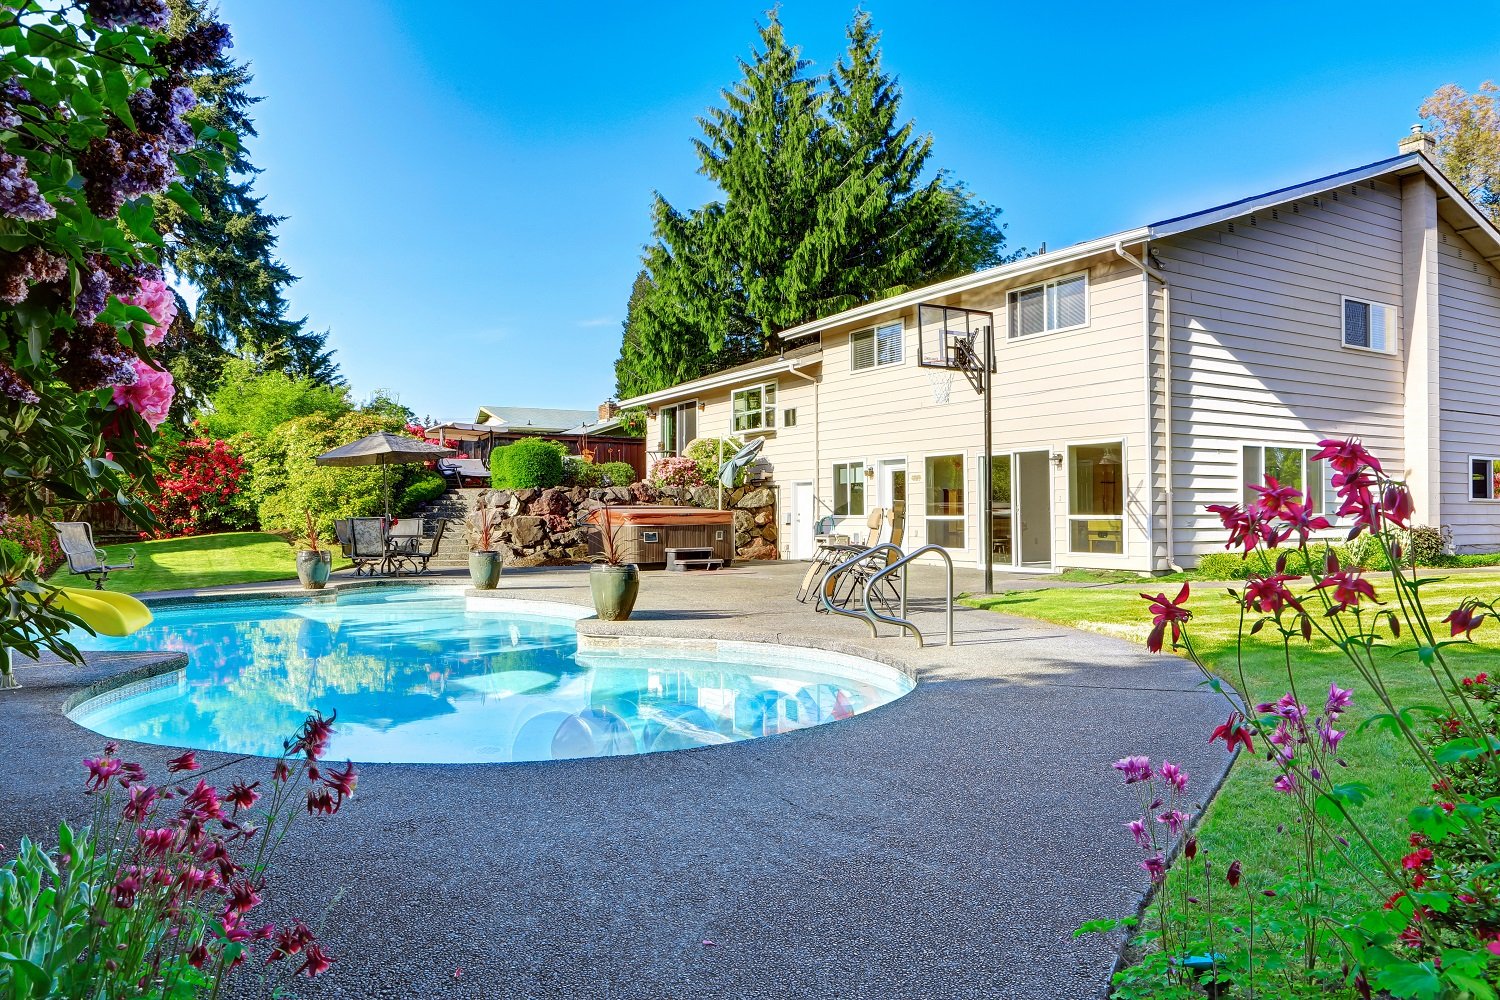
top-left (741, 538), bottom-right (778, 561)
top-left (510, 516), bottom-right (547, 547)
top-left (736, 487), bottom-right (774, 510)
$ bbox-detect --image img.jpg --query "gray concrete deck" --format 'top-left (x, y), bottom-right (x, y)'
top-left (1, 562), bottom-right (1231, 999)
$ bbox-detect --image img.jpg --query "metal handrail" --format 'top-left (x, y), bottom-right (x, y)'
top-left (817, 543), bottom-right (904, 634)
top-left (865, 544), bottom-right (954, 647)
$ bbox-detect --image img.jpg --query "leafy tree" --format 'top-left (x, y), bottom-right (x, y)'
top-left (1421, 82), bottom-right (1500, 223)
top-left (153, 0), bottom-right (341, 387)
top-left (616, 10), bottom-right (1013, 396)
top-left (359, 388), bottom-right (415, 426)
top-left (196, 358), bottom-right (350, 440)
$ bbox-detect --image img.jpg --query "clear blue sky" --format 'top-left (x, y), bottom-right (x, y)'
top-left (216, 0), bottom-right (1497, 423)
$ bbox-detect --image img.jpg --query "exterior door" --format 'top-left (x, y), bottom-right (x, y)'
top-left (878, 460), bottom-right (907, 514)
top-left (788, 482), bottom-right (815, 560)
top-left (1016, 450), bottom-right (1053, 567)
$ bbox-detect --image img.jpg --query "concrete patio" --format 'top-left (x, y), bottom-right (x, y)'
top-left (1, 561), bottom-right (1232, 999)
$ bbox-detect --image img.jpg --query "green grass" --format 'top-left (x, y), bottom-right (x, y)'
top-left (46, 531), bottom-right (346, 594)
top-left (964, 569), bottom-right (1500, 915)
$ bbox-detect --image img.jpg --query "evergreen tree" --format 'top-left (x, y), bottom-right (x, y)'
top-left (153, 0), bottom-right (340, 399)
top-left (616, 10), bottom-right (1012, 395)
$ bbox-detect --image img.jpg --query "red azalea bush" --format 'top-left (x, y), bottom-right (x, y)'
top-left (143, 438), bottom-right (249, 539)
top-left (0, 714), bottom-right (354, 997)
top-left (1085, 438), bottom-right (1500, 998)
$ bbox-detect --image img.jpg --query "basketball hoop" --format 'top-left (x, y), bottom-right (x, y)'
top-left (925, 368), bottom-right (954, 405)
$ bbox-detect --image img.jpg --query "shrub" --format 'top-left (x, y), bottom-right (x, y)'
top-left (598, 461), bottom-right (638, 487)
top-left (683, 436), bottom-right (745, 486)
top-left (0, 513), bottom-right (60, 570)
top-left (195, 358), bottom-right (351, 440)
top-left (397, 472), bottom-right (447, 513)
top-left (1192, 550), bottom-right (1252, 580)
top-left (562, 457), bottom-right (605, 488)
top-left (491, 439), bottom-right (567, 489)
top-left (650, 456), bottom-right (706, 491)
top-left (142, 438), bottom-right (251, 539)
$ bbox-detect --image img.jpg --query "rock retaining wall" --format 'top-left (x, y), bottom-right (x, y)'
top-left (478, 482), bottom-right (778, 568)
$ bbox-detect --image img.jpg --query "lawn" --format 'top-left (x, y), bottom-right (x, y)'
top-left (46, 531), bottom-right (344, 594)
top-left (964, 569), bottom-right (1500, 917)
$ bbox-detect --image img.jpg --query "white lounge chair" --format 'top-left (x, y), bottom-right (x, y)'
top-left (51, 521), bottom-right (135, 590)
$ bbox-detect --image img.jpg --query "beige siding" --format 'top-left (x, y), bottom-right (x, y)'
top-left (1159, 178), bottom-right (1408, 566)
top-left (1438, 221), bottom-right (1500, 551)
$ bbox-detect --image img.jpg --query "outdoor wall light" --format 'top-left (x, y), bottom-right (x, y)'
top-left (1051, 452), bottom-right (1065, 467)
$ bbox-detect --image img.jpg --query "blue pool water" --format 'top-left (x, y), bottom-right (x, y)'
top-left (66, 588), bottom-right (912, 764)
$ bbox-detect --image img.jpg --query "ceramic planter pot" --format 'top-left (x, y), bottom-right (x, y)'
top-left (0, 647), bottom-right (15, 690)
top-left (589, 563), bottom-right (640, 621)
top-left (296, 549), bottom-right (332, 590)
top-left (469, 551), bottom-right (503, 590)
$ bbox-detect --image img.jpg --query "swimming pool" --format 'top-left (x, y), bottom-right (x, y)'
top-left (66, 587), bottom-right (912, 764)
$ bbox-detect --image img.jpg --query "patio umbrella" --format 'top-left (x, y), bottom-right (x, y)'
top-left (315, 432), bottom-right (457, 520)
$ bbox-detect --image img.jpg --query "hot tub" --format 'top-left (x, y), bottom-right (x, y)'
top-left (586, 505), bottom-right (735, 567)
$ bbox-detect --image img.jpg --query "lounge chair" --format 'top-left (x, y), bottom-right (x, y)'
top-left (348, 518), bottom-right (388, 576)
top-left (51, 521), bottom-right (134, 590)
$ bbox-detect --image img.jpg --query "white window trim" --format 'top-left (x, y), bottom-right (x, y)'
top-left (922, 450), bottom-right (968, 551)
top-left (1064, 436), bottom-right (1128, 559)
top-left (832, 461), bottom-right (866, 518)
top-left (657, 398), bottom-right (698, 456)
top-left (1468, 454), bottom-right (1500, 503)
top-left (731, 381), bottom-right (777, 435)
top-left (1339, 295), bottom-right (1398, 355)
top-left (1238, 443), bottom-right (1341, 523)
top-left (1007, 271), bottom-right (1090, 340)
top-left (850, 321), bottom-right (904, 371)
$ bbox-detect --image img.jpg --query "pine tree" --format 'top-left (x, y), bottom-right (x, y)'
top-left (154, 0), bottom-right (340, 398)
top-left (616, 11), bottom-right (1012, 395)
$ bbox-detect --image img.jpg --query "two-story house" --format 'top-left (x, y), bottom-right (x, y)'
top-left (619, 132), bottom-right (1500, 573)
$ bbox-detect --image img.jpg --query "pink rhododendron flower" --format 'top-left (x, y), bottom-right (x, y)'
top-left (119, 277), bottom-right (178, 346)
top-left (112, 359), bottom-right (174, 429)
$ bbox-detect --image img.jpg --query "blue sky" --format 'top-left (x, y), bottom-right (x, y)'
top-left (216, 1), bottom-right (1497, 422)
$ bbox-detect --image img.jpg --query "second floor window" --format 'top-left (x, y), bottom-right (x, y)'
top-left (851, 321), bottom-right (903, 370)
top-left (1342, 297), bottom-right (1396, 352)
top-left (1009, 273), bottom-right (1088, 338)
top-left (731, 382), bottom-right (777, 433)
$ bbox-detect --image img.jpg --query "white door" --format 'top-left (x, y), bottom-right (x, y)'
top-left (877, 460), bottom-right (907, 513)
top-left (788, 482), bottom-right (815, 560)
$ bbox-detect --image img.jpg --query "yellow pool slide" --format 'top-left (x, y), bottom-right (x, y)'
top-left (43, 586), bottom-right (153, 637)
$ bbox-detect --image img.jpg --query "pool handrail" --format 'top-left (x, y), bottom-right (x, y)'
top-left (865, 544), bottom-right (954, 647)
top-left (817, 543), bottom-right (904, 636)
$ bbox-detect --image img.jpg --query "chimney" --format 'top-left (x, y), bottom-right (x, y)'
top-left (598, 400), bottom-right (619, 421)
top-left (1398, 123), bottom-right (1437, 159)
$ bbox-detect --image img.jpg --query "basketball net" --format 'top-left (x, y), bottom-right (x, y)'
top-left (925, 367), bottom-right (955, 405)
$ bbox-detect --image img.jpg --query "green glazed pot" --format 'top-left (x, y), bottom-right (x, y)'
top-left (296, 549), bottom-right (332, 590)
top-left (469, 551), bottom-right (503, 590)
top-left (589, 563), bottom-right (640, 621)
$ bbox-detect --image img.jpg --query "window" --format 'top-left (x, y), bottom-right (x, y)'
top-left (1241, 445), bottom-right (1333, 515)
top-left (851, 321), bottom-right (903, 370)
top-left (783, 408), bottom-right (798, 427)
top-left (658, 401), bottom-right (697, 456)
top-left (833, 462), bottom-right (865, 517)
top-left (1008, 273), bottom-right (1088, 338)
top-left (1342, 297), bottom-right (1396, 352)
top-left (731, 382), bottom-right (777, 433)
top-left (925, 454), bottom-right (965, 549)
top-left (1068, 442), bottom-right (1124, 555)
top-left (1471, 457), bottom-right (1500, 500)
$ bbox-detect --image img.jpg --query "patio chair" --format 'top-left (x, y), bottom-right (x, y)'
top-left (333, 519), bottom-right (353, 559)
top-left (51, 521), bottom-right (134, 590)
top-left (348, 518), bottom-right (388, 576)
top-left (407, 519), bottom-right (447, 575)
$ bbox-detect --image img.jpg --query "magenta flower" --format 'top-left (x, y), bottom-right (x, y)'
top-left (1442, 601), bottom-right (1486, 639)
top-left (111, 873), bottom-right (141, 909)
top-left (118, 761), bottom-right (147, 786)
top-left (1274, 693), bottom-right (1308, 724)
top-left (1209, 713), bottom-right (1255, 753)
top-left (83, 755), bottom-right (122, 791)
top-left (180, 779), bottom-right (222, 820)
top-left (1248, 475), bottom-right (1303, 516)
top-left (1205, 502), bottom-right (1253, 552)
top-left (323, 761), bottom-right (357, 802)
top-left (166, 750), bottom-right (199, 773)
top-left (225, 779), bottom-right (260, 812)
top-left (1226, 859), bottom-right (1243, 888)
top-left (1381, 484), bottom-right (1415, 528)
top-left (269, 921), bottom-right (316, 962)
top-left (1159, 760), bottom-right (1188, 794)
top-left (1140, 854), bottom-right (1168, 883)
top-left (1243, 573), bottom-right (1303, 615)
top-left (1315, 569), bottom-right (1378, 611)
top-left (1317, 719), bottom-right (1345, 754)
top-left (1276, 502), bottom-right (1330, 543)
top-left (306, 786), bottom-right (336, 815)
top-left (1310, 438), bottom-right (1383, 475)
top-left (136, 827), bottom-right (174, 858)
top-left (1112, 756), bottom-right (1153, 784)
top-left (1125, 818), bottom-right (1151, 849)
top-left (122, 783), bottom-right (158, 822)
top-left (296, 942), bottom-right (334, 978)
top-left (1273, 773), bottom-right (1300, 795)
top-left (224, 879), bottom-right (261, 915)
top-left (1325, 683), bottom-right (1353, 716)
top-left (1141, 583), bottom-right (1192, 652)
top-left (1157, 810), bottom-right (1191, 836)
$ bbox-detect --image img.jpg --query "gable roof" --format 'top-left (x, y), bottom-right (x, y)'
top-left (474, 406), bottom-right (597, 432)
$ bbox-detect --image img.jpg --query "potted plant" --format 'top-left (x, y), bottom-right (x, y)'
top-left (586, 504), bottom-right (639, 621)
top-left (468, 502), bottom-right (503, 590)
top-left (295, 510), bottom-right (332, 590)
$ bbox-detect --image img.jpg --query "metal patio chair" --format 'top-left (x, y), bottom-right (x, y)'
top-left (348, 518), bottom-right (389, 576)
top-left (406, 519), bottom-right (447, 575)
top-left (51, 521), bottom-right (135, 590)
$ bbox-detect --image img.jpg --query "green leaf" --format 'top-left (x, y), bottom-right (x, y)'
top-left (1371, 961), bottom-right (1442, 1000)
top-left (1433, 734), bottom-right (1500, 765)
top-left (163, 181), bottom-right (203, 221)
top-left (103, 69), bottom-right (134, 128)
top-left (1074, 916), bottom-right (1137, 937)
top-left (0, 954), bottom-right (52, 991)
top-left (118, 199), bottom-right (160, 245)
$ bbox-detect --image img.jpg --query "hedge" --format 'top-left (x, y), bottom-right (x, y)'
top-left (598, 461), bottom-right (636, 487)
top-left (492, 439), bottom-right (567, 489)
top-left (398, 472), bottom-right (447, 513)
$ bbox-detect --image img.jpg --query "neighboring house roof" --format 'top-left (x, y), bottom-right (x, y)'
top-left (557, 415), bottom-right (626, 437)
top-left (617, 341), bottom-right (822, 409)
top-left (473, 406), bottom-right (597, 431)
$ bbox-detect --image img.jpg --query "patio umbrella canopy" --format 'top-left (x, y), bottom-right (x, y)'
top-left (315, 432), bottom-right (457, 520)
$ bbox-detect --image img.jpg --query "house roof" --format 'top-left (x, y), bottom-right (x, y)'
top-left (473, 406), bottom-right (597, 432)
top-left (617, 342), bottom-right (822, 409)
top-left (619, 148), bottom-right (1500, 408)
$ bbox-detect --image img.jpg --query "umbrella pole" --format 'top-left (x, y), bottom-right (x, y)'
top-left (383, 461), bottom-right (390, 522)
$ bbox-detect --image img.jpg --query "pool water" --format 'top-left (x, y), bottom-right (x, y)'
top-left (66, 588), bottom-right (912, 764)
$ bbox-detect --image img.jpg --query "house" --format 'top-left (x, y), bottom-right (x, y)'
top-left (618, 131), bottom-right (1500, 573)
top-left (427, 403), bottom-right (646, 478)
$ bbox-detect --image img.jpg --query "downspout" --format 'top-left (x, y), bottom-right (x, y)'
top-left (1113, 242), bottom-right (1180, 572)
top-left (786, 356), bottom-right (820, 555)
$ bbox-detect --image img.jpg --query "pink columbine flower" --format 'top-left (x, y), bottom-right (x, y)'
top-left (225, 779), bottom-right (260, 812)
top-left (1310, 438), bottom-right (1383, 475)
top-left (1273, 773), bottom-right (1300, 795)
top-left (1125, 818), bottom-right (1151, 849)
top-left (111, 359), bottom-right (175, 430)
top-left (137, 827), bottom-right (175, 858)
top-left (224, 879), bottom-right (261, 915)
top-left (83, 755), bottom-right (122, 791)
top-left (1442, 601), bottom-right (1486, 639)
top-left (112, 873), bottom-right (141, 909)
top-left (1140, 583), bottom-right (1192, 652)
top-left (167, 750), bottom-right (199, 772)
top-left (1159, 760), bottom-right (1188, 794)
top-left (122, 783), bottom-right (158, 822)
top-left (1381, 484), bottom-right (1415, 528)
top-left (1325, 683), bottom-right (1353, 716)
top-left (1140, 854), bottom-right (1168, 883)
top-left (1318, 719), bottom-right (1345, 754)
top-left (323, 761), bottom-right (357, 802)
top-left (296, 942), bottom-right (334, 978)
top-left (1248, 475), bottom-right (1302, 516)
top-left (1157, 810), bottom-right (1191, 836)
top-left (1112, 756), bottom-right (1153, 784)
top-left (1315, 569), bottom-right (1378, 611)
top-left (1244, 573), bottom-right (1303, 615)
top-left (119, 277), bottom-right (178, 347)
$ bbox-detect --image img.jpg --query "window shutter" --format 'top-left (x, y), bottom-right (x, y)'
top-left (851, 329), bottom-right (875, 370)
top-left (1343, 300), bottom-right (1369, 348)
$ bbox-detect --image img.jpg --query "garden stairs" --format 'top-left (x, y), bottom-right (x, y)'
top-left (411, 487), bottom-right (480, 570)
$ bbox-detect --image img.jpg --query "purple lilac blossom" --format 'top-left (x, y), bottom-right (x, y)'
top-left (83, 0), bottom-right (169, 30)
top-left (0, 151), bottom-right (54, 221)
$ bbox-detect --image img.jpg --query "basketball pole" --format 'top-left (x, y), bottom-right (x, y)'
top-left (982, 322), bottom-right (994, 596)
